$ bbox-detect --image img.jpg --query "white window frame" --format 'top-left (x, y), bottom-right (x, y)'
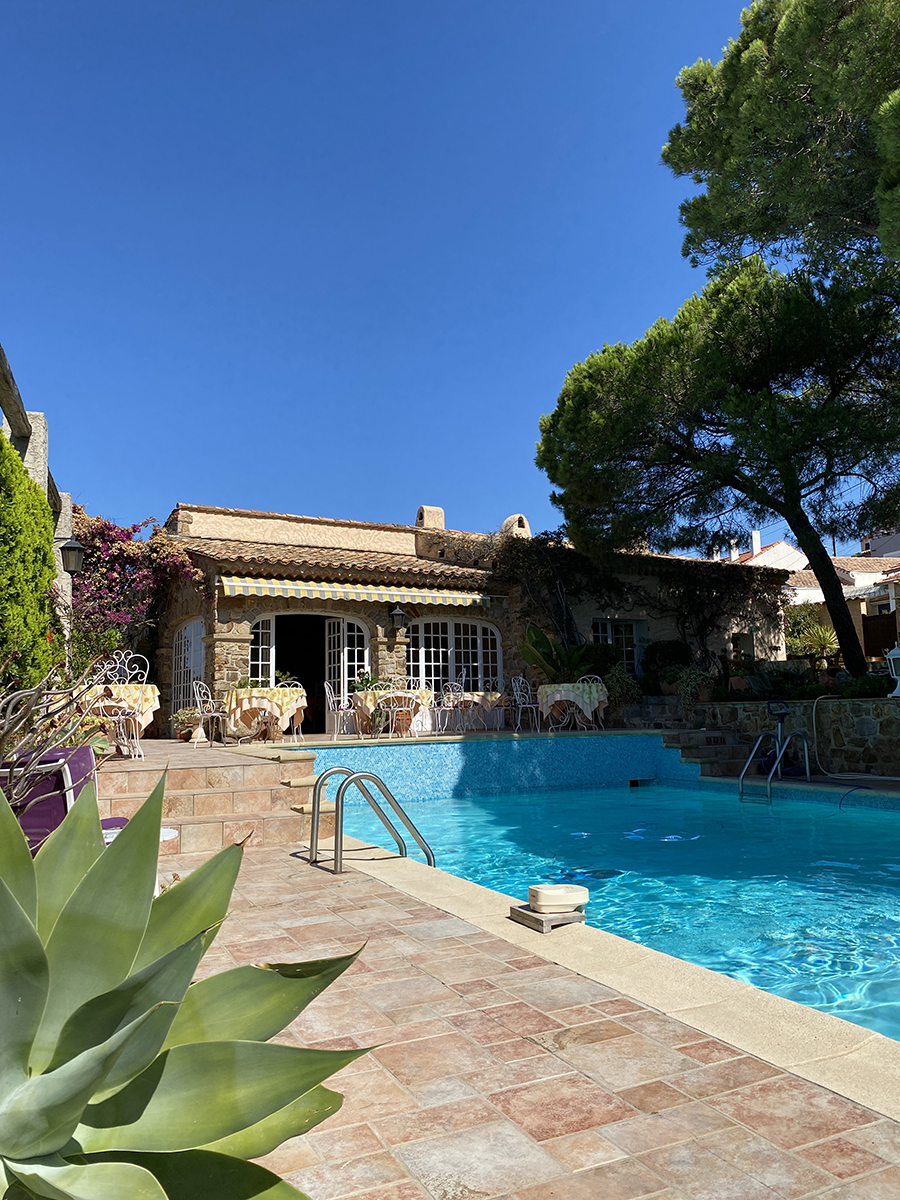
top-left (406, 619), bottom-right (502, 691)
top-left (592, 618), bottom-right (640, 672)
top-left (172, 618), bottom-right (205, 712)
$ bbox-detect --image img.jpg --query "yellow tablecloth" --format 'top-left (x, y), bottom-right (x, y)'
top-left (82, 684), bottom-right (160, 732)
top-left (225, 686), bottom-right (307, 732)
top-left (537, 681), bottom-right (608, 719)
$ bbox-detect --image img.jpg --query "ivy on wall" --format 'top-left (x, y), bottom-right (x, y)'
top-left (0, 433), bottom-right (58, 688)
top-left (481, 528), bottom-right (786, 666)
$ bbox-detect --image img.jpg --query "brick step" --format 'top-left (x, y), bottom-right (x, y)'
top-left (104, 779), bottom-right (315, 821)
top-left (159, 807), bottom-right (335, 856)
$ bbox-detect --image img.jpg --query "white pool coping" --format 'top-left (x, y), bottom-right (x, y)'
top-left (322, 833), bottom-right (900, 1123)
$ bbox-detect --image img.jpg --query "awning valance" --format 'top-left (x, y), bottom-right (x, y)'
top-left (217, 576), bottom-right (491, 608)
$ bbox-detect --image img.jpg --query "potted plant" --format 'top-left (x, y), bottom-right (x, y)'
top-left (173, 706), bottom-right (202, 741)
top-left (604, 662), bottom-right (642, 722)
top-left (658, 665), bottom-right (685, 696)
top-left (675, 665), bottom-right (717, 714)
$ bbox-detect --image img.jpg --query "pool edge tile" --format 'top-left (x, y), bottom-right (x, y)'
top-left (339, 837), bottom-right (900, 1124)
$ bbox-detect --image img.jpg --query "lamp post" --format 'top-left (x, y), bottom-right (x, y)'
top-left (887, 645), bottom-right (900, 699)
top-left (59, 537), bottom-right (86, 575)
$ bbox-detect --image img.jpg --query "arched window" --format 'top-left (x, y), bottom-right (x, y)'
top-left (406, 620), bottom-right (502, 691)
top-left (172, 618), bottom-right (205, 712)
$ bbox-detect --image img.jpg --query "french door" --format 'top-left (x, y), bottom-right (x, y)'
top-left (326, 618), bottom-right (368, 698)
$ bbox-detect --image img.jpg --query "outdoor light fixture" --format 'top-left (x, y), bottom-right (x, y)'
top-left (887, 645), bottom-right (900, 699)
top-left (59, 537), bottom-right (86, 575)
top-left (390, 606), bottom-right (407, 630)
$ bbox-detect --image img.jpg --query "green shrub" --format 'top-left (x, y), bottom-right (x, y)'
top-left (0, 434), bottom-right (58, 688)
top-left (605, 662), bottom-right (642, 709)
top-left (0, 777), bottom-right (363, 1199)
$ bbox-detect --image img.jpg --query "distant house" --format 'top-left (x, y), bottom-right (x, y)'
top-left (155, 502), bottom-right (788, 731)
top-left (860, 528), bottom-right (900, 557)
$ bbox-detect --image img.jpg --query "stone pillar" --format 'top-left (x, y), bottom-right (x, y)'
top-left (203, 629), bottom-right (252, 700)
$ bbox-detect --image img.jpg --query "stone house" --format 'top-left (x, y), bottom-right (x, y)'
top-left (156, 501), bottom-right (788, 733)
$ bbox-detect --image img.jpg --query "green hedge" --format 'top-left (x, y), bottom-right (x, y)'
top-left (0, 433), bottom-right (57, 686)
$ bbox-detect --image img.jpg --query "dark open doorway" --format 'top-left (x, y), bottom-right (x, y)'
top-left (275, 615), bottom-right (327, 734)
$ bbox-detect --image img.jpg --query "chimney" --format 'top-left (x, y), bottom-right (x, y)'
top-left (729, 542), bottom-right (739, 562)
top-left (750, 530), bottom-right (762, 557)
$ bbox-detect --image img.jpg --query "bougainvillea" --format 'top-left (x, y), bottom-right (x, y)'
top-left (69, 507), bottom-right (204, 676)
top-left (0, 433), bottom-right (58, 688)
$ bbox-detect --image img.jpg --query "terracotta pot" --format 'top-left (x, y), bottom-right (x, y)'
top-left (659, 680), bottom-right (679, 696)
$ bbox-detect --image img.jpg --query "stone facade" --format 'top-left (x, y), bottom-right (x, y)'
top-left (696, 697), bottom-right (900, 776)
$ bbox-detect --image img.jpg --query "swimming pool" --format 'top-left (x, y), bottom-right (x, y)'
top-left (342, 781), bottom-right (900, 1040)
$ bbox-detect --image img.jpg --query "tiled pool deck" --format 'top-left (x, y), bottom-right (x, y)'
top-left (164, 839), bottom-right (900, 1199)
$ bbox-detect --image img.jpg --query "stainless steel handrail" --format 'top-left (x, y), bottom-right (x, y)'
top-left (766, 731), bottom-right (811, 800)
top-left (308, 765), bottom-right (436, 874)
top-left (738, 732), bottom-right (776, 800)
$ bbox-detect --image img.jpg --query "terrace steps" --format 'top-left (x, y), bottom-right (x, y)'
top-left (660, 728), bottom-right (759, 778)
top-left (96, 744), bottom-right (333, 855)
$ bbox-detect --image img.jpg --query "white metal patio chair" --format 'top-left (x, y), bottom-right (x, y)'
top-left (193, 680), bottom-right (227, 747)
top-left (93, 651), bottom-right (149, 759)
top-left (376, 691), bottom-right (418, 739)
top-left (277, 680), bottom-right (306, 742)
top-left (325, 681), bottom-right (360, 740)
top-left (574, 675), bottom-right (605, 730)
top-left (434, 682), bottom-right (464, 733)
top-left (510, 676), bottom-right (540, 733)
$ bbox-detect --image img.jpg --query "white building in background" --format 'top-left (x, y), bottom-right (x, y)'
top-left (861, 528), bottom-right (900, 557)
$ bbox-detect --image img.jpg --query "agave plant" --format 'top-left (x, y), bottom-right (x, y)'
top-left (0, 777), bottom-right (365, 1199)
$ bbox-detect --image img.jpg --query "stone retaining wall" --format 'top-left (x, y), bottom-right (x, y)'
top-left (695, 697), bottom-right (900, 776)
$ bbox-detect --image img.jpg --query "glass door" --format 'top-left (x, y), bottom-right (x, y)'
top-left (325, 617), bottom-right (369, 698)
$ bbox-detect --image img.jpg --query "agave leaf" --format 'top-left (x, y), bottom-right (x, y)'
top-left (0, 788), bottom-right (38, 923)
top-left (30, 783), bottom-right (164, 1074)
top-left (6, 1154), bottom-right (167, 1200)
top-left (163, 950), bottom-right (361, 1048)
top-left (34, 783), bottom-right (105, 944)
top-left (75, 1042), bottom-right (364, 1153)
top-left (48, 928), bottom-right (217, 1096)
top-left (0, 877), bottom-right (50, 1093)
top-left (83, 1150), bottom-right (309, 1198)
top-left (0, 1010), bottom-right (159, 1159)
top-left (134, 843), bottom-right (242, 972)
top-left (200, 1084), bottom-right (342, 1158)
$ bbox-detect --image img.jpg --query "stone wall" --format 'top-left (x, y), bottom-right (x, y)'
top-left (695, 697), bottom-right (900, 776)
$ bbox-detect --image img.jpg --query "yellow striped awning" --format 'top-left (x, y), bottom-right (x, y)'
top-left (217, 576), bottom-right (491, 607)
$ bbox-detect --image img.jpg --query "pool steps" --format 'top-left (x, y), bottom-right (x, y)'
top-left (96, 751), bottom-right (335, 854)
top-left (660, 728), bottom-right (759, 777)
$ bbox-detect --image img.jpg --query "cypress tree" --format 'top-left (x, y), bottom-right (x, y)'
top-left (0, 432), bottom-right (57, 687)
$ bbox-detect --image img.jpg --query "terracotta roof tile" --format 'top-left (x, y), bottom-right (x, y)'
top-left (827, 557), bottom-right (900, 571)
top-left (168, 535), bottom-right (492, 589)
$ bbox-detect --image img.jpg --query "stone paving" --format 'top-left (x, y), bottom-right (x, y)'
top-left (164, 842), bottom-right (900, 1200)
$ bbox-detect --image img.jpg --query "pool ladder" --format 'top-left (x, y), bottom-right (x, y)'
top-left (308, 765), bottom-right (436, 874)
top-left (738, 730), bottom-right (811, 802)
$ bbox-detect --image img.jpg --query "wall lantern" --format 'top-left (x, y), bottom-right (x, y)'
top-left (887, 645), bottom-right (900, 699)
top-left (389, 606), bottom-right (407, 630)
top-left (59, 537), bottom-right (86, 575)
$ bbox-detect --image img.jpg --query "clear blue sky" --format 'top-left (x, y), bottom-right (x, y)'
top-left (2, 0), bottom-right (772, 541)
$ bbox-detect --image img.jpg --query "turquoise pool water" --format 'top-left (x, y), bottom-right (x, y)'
top-left (342, 782), bottom-right (900, 1039)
